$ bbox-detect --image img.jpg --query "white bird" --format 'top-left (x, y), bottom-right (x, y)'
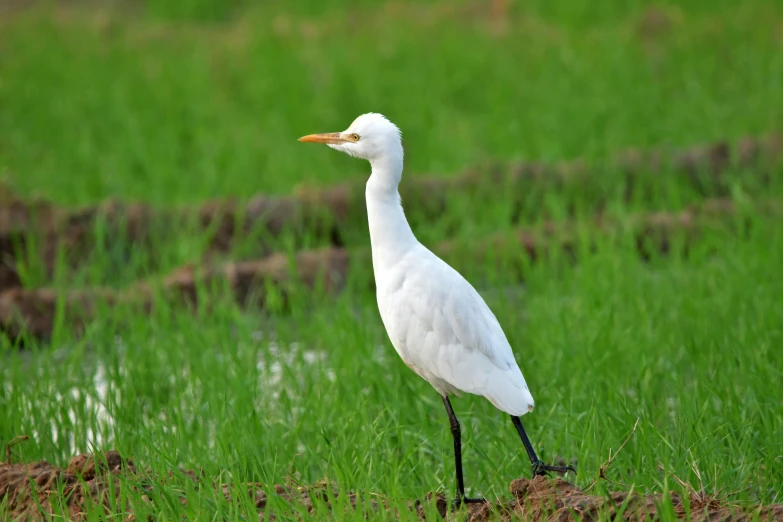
top-left (299, 113), bottom-right (574, 507)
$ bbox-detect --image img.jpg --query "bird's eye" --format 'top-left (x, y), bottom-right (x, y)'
top-left (351, 133), bottom-right (360, 141)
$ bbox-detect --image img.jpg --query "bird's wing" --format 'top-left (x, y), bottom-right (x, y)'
top-left (379, 248), bottom-right (533, 414)
top-left (406, 258), bottom-right (517, 370)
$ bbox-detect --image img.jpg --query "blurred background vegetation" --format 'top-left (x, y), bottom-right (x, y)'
top-left (1, 0), bottom-right (781, 204)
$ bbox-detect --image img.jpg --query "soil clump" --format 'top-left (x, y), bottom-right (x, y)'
top-left (2, 450), bottom-right (781, 521)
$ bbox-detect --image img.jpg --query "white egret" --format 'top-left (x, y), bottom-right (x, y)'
top-left (299, 113), bottom-right (574, 507)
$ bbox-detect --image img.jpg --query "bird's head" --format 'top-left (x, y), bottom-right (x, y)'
top-left (298, 113), bottom-right (402, 163)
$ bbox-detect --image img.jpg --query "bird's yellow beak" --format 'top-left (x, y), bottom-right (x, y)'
top-left (298, 132), bottom-right (348, 144)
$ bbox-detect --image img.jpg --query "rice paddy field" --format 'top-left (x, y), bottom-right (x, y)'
top-left (1, 0), bottom-right (782, 520)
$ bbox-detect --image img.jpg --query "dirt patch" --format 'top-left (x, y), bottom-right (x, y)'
top-left (0, 450), bottom-right (135, 521)
top-left (0, 247), bottom-right (352, 341)
top-left (0, 134), bottom-right (779, 293)
top-left (0, 197), bottom-right (778, 342)
top-left (0, 193), bottom-right (299, 292)
top-left (1, 450), bottom-right (781, 521)
top-left (496, 476), bottom-right (783, 521)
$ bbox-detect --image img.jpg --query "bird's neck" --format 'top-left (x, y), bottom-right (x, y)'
top-left (365, 156), bottom-right (417, 274)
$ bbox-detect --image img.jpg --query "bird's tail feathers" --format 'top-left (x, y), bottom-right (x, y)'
top-left (483, 376), bottom-right (535, 417)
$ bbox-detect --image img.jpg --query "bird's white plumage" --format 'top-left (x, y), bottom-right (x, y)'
top-left (306, 112), bottom-right (535, 416)
top-left (375, 246), bottom-right (534, 415)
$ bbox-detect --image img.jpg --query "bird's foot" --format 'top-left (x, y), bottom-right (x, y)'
top-left (451, 495), bottom-right (487, 511)
top-left (532, 459), bottom-right (576, 477)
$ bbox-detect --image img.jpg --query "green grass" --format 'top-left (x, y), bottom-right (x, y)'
top-left (0, 0), bottom-right (781, 204)
top-left (1, 0), bottom-right (783, 520)
top-left (3, 218), bottom-right (782, 519)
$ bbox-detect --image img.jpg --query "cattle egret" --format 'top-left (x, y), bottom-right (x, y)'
top-left (299, 113), bottom-right (575, 507)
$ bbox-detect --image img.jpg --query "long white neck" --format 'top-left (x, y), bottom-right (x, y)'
top-left (365, 154), bottom-right (418, 276)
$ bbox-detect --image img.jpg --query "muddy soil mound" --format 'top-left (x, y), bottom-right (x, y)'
top-left (0, 451), bottom-right (135, 521)
top-left (2, 451), bottom-right (781, 521)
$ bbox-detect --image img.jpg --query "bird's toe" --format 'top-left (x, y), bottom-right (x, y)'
top-left (451, 496), bottom-right (487, 511)
top-left (532, 459), bottom-right (576, 477)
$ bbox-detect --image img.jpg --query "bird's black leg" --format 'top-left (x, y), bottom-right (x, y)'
top-left (441, 395), bottom-right (486, 510)
top-left (511, 416), bottom-right (576, 477)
